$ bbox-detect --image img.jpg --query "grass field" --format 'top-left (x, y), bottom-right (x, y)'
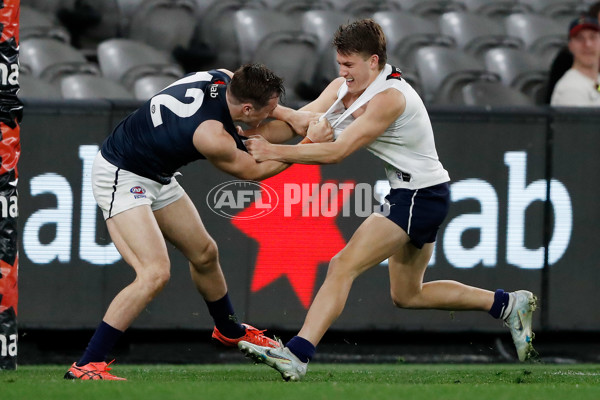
top-left (2, 363), bottom-right (599, 400)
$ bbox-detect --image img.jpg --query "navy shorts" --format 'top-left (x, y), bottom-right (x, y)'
top-left (378, 182), bottom-right (450, 249)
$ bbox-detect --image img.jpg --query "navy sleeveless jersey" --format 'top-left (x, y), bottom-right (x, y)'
top-left (101, 70), bottom-right (247, 184)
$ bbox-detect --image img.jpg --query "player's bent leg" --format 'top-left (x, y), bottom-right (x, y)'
top-left (154, 195), bottom-right (278, 348)
top-left (387, 242), bottom-right (538, 361)
top-left (388, 243), bottom-right (494, 311)
top-left (103, 206), bottom-right (172, 330)
top-left (64, 206), bottom-right (170, 379)
top-left (153, 194), bottom-right (227, 301)
top-left (298, 214), bottom-right (408, 345)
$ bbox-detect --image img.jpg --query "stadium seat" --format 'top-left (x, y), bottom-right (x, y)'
top-left (20, 0), bottom-right (76, 14)
top-left (395, 0), bottom-right (465, 19)
top-left (399, 70), bottom-right (424, 98)
top-left (441, 80), bottom-right (536, 106)
top-left (115, 0), bottom-right (145, 21)
top-left (20, 38), bottom-right (100, 84)
top-left (60, 74), bottom-right (134, 100)
top-left (484, 47), bottom-right (548, 103)
top-left (520, 0), bottom-right (587, 28)
top-left (263, 0), bottom-right (333, 19)
top-left (504, 14), bottom-right (568, 65)
top-left (20, 5), bottom-right (71, 43)
top-left (234, 9), bottom-right (320, 102)
top-left (18, 74), bottom-right (63, 100)
top-left (302, 10), bottom-right (354, 90)
top-left (415, 46), bottom-right (500, 104)
top-left (439, 11), bottom-right (523, 59)
top-left (133, 75), bottom-right (179, 101)
top-left (462, 0), bottom-right (531, 19)
top-left (329, 0), bottom-right (399, 17)
top-left (197, 0), bottom-right (264, 70)
top-left (373, 11), bottom-right (455, 70)
top-left (127, 0), bottom-right (198, 53)
top-left (191, 0), bottom-right (218, 16)
top-left (302, 10), bottom-right (353, 55)
top-left (517, 0), bottom-right (586, 19)
top-left (97, 38), bottom-right (184, 89)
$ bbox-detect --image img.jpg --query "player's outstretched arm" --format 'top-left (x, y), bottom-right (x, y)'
top-left (244, 106), bottom-right (320, 144)
top-left (244, 78), bottom-right (343, 143)
top-left (247, 89), bottom-right (406, 165)
top-left (194, 120), bottom-right (290, 181)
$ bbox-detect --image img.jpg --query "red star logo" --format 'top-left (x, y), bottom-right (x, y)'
top-left (232, 165), bottom-right (354, 308)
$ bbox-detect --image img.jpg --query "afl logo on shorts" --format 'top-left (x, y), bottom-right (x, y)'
top-left (130, 186), bottom-right (147, 199)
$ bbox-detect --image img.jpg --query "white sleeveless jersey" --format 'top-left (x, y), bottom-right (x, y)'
top-left (323, 64), bottom-right (450, 190)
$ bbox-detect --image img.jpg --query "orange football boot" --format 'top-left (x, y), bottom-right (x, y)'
top-left (212, 323), bottom-right (279, 348)
top-left (64, 360), bottom-right (126, 380)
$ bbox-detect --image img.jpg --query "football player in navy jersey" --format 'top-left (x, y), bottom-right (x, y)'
top-left (64, 64), bottom-right (330, 380)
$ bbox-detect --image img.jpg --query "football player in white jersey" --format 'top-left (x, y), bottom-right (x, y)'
top-left (238, 19), bottom-right (537, 381)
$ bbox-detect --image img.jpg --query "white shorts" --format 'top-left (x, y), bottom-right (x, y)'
top-left (91, 152), bottom-right (186, 219)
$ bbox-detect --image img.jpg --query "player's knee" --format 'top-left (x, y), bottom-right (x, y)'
top-left (325, 252), bottom-right (356, 280)
top-left (190, 239), bottom-right (219, 273)
top-left (139, 265), bottom-right (171, 295)
top-left (390, 290), bottom-right (419, 309)
top-left (326, 253), bottom-right (344, 276)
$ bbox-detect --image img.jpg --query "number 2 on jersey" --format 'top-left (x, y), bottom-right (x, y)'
top-left (150, 71), bottom-right (212, 127)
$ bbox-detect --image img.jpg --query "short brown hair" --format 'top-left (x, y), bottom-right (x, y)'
top-left (333, 19), bottom-right (387, 70)
top-left (229, 63), bottom-right (285, 109)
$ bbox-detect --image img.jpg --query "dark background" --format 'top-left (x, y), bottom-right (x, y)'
top-left (13, 101), bottom-right (600, 363)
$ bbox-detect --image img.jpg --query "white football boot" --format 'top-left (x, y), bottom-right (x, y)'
top-left (503, 290), bottom-right (538, 361)
top-left (239, 340), bottom-right (308, 381)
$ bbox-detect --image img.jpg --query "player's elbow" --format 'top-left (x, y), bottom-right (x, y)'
top-left (232, 169), bottom-right (258, 181)
top-left (236, 166), bottom-right (274, 181)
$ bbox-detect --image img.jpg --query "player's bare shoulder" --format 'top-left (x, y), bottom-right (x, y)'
top-left (217, 69), bottom-right (234, 78)
top-left (367, 88), bottom-right (406, 120)
top-left (193, 119), bottom-right (230, 157)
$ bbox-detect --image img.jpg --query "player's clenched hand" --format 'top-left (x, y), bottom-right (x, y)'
top-left (245, 135), bottom-right (274, 162)
top-left (287, 110), bottom-right (321, 136)
top-left (306, 118), bottom-right (334, 143)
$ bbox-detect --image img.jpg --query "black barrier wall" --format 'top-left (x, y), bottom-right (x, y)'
top-left (16, 100), bottom-right (600, 333)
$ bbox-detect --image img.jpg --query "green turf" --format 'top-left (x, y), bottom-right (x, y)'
top-left (2, 364), bottom-right (599, 400)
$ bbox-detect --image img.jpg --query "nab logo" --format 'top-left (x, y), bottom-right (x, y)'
top-left (130, 186), bottom-right (146, 199)
top-left (206, 180), bottom-right (278, 220)
top-left (209, 84), bottom-right (219, 98)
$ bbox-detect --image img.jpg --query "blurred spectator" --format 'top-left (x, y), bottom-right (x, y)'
top-left (550, 16), bottom-right (600, 106)
top-left (56, 0), bottom-right (102, 48)
top-left (546, 1), bottom-right (600, 103)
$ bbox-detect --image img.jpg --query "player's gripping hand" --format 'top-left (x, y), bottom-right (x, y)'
top-left (303, 118), bottom-right (334, 143)
top-left (286, 110), bottom-right (321, 136)
top-left (245, 135), bottom-right (274, 162)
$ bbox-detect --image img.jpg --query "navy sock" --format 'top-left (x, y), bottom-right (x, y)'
top-left (205, 293), bottom-right (245, 338)
top-left (488, 289), bottom-right (510, 319)
top-left (286, 336), bottom-right (315, 363)
top-left (77, 321), bottom-right (123, 366)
